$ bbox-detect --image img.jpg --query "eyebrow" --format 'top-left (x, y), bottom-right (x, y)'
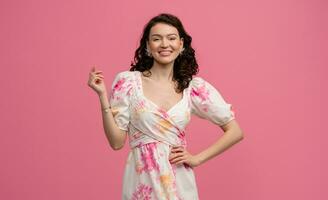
top-left (150, 33), bottom-right (178, 37)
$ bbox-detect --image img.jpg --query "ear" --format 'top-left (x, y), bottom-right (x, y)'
top-left (180, 37), bottom-right (184, 51)
top-left (146, 41), bottom-right (149, 50)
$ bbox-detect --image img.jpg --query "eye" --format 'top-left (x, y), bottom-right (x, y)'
top-left (153, 38), bottom-right (159, 41)
top-left (169, 38), bottom-right (176, 40)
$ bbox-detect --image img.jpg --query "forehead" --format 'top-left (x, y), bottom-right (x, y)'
top-left (149, 23), bottom-right (179, 37)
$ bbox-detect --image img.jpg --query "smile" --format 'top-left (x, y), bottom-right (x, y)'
top-left (158, 51), bottom-right (172, 56)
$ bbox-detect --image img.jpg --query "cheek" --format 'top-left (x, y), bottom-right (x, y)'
top-left (172, 42), bottom-right (182, 49)
top-left (149, 42), bottom-right (160, 49)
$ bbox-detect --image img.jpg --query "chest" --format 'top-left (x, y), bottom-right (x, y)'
top-left (141, 76), bottom-right (183, 112)
top-left (129, 71), bottom-right (192, 130)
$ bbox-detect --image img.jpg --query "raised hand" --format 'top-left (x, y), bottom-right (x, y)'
top-left (87, 65), bottom-right (107, 96)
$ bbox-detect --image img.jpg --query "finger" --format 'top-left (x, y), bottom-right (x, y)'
top-left (96, 74), bottom-right (104, 78)
top-left (90, 71), bottom-right (103, 76)
top-left (171, 157), bottom-right (186, 164)
top-left (170, 155), bottom-right (186, 163)
top-left (170, 157), bottom-right (181, 164)
top-left (95, 77), bottom-right (104, 81)
top-left (171, 148), bottom-right (184, 153)
top-left (90, 72), bottom-right (103, 78)
top-left (93, 77), bottom-right (103, 84)
top-left (175, 160), bottom-right (186, 165)
top-left (171, 146), bottom-right (183, 151)
top-left (92, 75), bottom-right (103, 81)
top-left (169, 152), bottom-right (184, 160)
top-left (172, 146), bottom-right (185, 150)
top-left (170, 153), bottom-right (180, 158)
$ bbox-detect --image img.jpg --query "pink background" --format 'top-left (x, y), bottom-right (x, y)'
top-left (1, 0), bottom-right (327, 199)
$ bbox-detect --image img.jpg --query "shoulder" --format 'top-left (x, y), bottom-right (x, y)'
top-left (112, 70), bottom-right (136, 83)
top-left (189, 76), bottom-right (221, 97)
top-left (111, 70), bottom-right (136, 90)
top-left (190, 76), bottom-right (205, 85)
top-left (189, 76), bottom-right (211, 90)
top-left (114, 70), bottom-right (135, 79)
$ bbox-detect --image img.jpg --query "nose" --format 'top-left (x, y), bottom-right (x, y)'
top-left (160, 38), bottom-right (169, 48)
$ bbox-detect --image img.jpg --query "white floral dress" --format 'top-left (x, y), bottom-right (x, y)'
top-left (109, 70), bottom-right (235, 200)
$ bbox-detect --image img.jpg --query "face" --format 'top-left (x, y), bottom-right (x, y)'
top-left (146, 23), bottom-right (184, 65)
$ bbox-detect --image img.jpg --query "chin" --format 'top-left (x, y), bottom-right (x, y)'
top-left (155, 59), bottom-right (175, 65)
top-left (154, 57), bottom-right (178, 65)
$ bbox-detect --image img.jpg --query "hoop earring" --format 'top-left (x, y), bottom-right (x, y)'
top-left (179, 48), bottom-right (185, 55)
top-left (146, 48), bottom-right (152, 57)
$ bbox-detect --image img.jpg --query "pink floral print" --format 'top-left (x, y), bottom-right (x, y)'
top-left (190, 81), bottom-right (210, 102)
top-left (131, 183), bottom-right (153, 200)
top-left (139, 142), bottom-right (160, 173)
top-left (109, 71), bottom-right (235, 199)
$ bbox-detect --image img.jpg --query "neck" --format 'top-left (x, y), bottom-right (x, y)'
top-left (148, 61), bottom-right (175, 81)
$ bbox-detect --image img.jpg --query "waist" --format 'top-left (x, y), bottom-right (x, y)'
top-left (129, 133), bottom-right (186, 149)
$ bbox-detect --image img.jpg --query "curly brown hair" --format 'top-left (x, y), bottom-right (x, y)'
top-left (129, 13), bottom-right (199, 93)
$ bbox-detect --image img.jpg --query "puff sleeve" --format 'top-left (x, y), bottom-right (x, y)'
top-left (109, 71), bottom-right (133, 131)
top-left (190, 77), bottom-right (235, 126)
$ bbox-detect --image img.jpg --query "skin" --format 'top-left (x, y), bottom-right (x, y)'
top-left (87, 22), bottom-right (244, 168)
top-left (88, 68), bottom-right (128, 150)
top-left (141, 23), bottom-right (185, 112)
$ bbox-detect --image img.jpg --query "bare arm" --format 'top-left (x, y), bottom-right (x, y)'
top-left (99, 92), bottom-right (127, 150)
top-left (195, 119), bottom-right (244, 165)
top-left (170, 119), bottom-right (244, 167)
top-left (169, 77), bottom-right (244, 167)
top-left (88, 66), bottom-right (127, 150)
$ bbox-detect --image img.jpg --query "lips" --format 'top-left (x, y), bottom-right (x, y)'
top-left (158, 50), bottom-right (172, 56)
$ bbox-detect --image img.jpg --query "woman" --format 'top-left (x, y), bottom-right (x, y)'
top-left (88, 13), bottom-right (244, 200)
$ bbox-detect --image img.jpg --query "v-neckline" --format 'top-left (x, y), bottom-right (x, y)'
top-left (136, 71), bottom-right (186, 114)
